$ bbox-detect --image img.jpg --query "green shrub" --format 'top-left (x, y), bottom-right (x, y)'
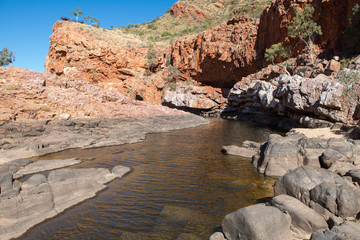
top-left (288, 5), bottom-right (322, 63)
top-left (0, 48), bottom-right (15, 67)
top-left (338, 71), bottom-right (360, 93)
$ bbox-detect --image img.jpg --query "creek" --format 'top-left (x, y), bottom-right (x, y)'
top-left (18, 118), bottom-right (283, 240)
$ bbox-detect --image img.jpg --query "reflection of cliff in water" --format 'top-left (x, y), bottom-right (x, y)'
top-left (19, 118), bottom-right (282, 240)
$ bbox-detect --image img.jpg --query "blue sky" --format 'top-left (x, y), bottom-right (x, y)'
top-left (0, 0), bottom-right (177, 72)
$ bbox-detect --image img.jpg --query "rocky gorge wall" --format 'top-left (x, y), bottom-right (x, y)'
top-left (45, 0), bottom-right (360, 123)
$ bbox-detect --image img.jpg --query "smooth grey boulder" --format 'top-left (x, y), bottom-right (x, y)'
top-left (0, 165), bottom-right (130, 240)
top-left (319, 149), bottom-right (346, 168)
top-left (271, 195), bottom-right (328, 234)
top-left (13, 158), bottom-right (81, 178)
top-left (310, 182), bottom-right (360, 218)
top-left (221, 145), bottom-right (258, 158)
top-left (327, 139), bottom-right (354, 160)
top-left (311, 221), bottom-right (360, 240)
top-left (222, 204), bottom-right (292, 240)
top-left (274, 167), bottom-right (346, 205)
top-left (252, 134), bottom-right (303, 177)
top-left (310, 182), bottom-right (337, 214)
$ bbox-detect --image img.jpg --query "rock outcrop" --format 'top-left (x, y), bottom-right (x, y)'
top-left (219, 166), bottom-right (360, 240)
top-left (170, 17), bottom-right (259, 88)
top-left (0, 114), bottom-right (209, 164)
top-left (45, 21), bottom-right (148, 83)
top-left (0, 67), bottom-right (187, 124)
top-left (227, 69), bottom-right (360, 126)
top-left (169, 1), bottom-right (211, 21)
top-left (0, 165), bottom-right (130, 240)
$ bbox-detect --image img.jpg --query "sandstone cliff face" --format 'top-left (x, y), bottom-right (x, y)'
top-left (256, 0), bottom-right (360, 56)
top-left (170, 17), bottom-right (259, 88)
top-left (169, 1), bottom-right (211, 21)
top-left (45, 21), bottom-right (148, 83)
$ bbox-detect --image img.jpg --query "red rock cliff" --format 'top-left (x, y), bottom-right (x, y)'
top-left (256, 0), bottom-right (360, 56)
top-left (170, 0), bottom-right (360, 88)
top-left (171, 17), bottom-right (259, 88)
top-left (45, 21), bottom-right (148, 83)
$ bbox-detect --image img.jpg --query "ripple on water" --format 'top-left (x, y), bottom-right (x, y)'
top-left (18, 118), bottom-right (282, 240)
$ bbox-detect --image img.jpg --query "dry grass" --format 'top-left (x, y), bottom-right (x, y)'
top-left (73, 0), bottom-right (273, 48)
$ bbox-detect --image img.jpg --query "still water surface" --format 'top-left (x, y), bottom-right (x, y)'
top-left (19, 118), bottom-right (282, 240)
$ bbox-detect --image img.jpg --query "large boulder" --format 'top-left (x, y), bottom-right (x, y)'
top-left (274, 167), bottom-right (347, 205)
top-left (310, 182), bottom-right (360, 218)
top-left (252, 134), bottom-right (303, 177)
top-left (271, 195), bottom-right (328, 235)
top-left (222, 204), bottom-right (292, 240)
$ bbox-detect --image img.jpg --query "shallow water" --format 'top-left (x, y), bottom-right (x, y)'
top-left (19, 118), bottom-right (282, 240)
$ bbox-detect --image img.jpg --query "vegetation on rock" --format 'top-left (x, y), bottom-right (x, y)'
top-left (288, 5), bottom-right (322, 64)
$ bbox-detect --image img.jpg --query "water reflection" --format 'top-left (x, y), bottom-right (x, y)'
top-left (19, 118), bottom-right (281, 240)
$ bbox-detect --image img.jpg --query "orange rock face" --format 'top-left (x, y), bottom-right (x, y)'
top-left (45, 21), bottom-right (148, 83)
top-left (0, 67), bottom-right (187, 124)
top-left (170, 17), bottom-right (259, 88)
top-left (169, 1), bottom-right (211, 21)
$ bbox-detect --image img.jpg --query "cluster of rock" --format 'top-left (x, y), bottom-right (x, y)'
top-left (226, 61), bottom-right (360, 126)
top-left (211, 166), bottom-right (360, 240)
top-left (219, 127), bottom-right (360, 239)
top-left (0, 158), bottom-right (130, 240)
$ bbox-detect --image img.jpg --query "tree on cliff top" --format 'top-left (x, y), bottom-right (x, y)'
top-left (0, 48), bottom-right (15, 67)
top-left (288, 5), bottom-right (322, 64)
top-left (70, 8), bottom-right (84, 22)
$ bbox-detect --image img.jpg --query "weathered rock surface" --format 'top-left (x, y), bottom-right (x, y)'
top-left (252, 131), bottom-right (360, 177)
top-left (13, 158), bottom-right (81, 178)
top-left (222, 204), bottom-right (292, 240)
top-left (271, 194), bottom-right (328, 235)
top-left (171, 17), bottom-right (259, 88)
top-left (0, 165), bottom-right (130, 240)
top-left (228, 72), bottom-right (359, 125)
top-left (169, 1), bottom-right (211, 21)
top-left (45, 21), bottom-right (147, 83)
top-left (274, 167), bottom-right (347, 204)
top-left (0, 66), bottom-right (188, 124)
top-left (0, 114), bottom-right (209, 164)
top-left (311, 221), bottom-right (360, 240)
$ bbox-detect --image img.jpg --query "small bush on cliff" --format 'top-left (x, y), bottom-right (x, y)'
top-left (265, 43), bottom-right (291, 75)
top-left (84, 16), bottom-right (100, 27)
top-left (344, 4), bottom-right (360, 54)
top-left (288, 5), bottom-right (322, 64)
top-left (0, 48), bottom-right (15, 67)
top-left (146, 49), bottom-right (158, 73)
